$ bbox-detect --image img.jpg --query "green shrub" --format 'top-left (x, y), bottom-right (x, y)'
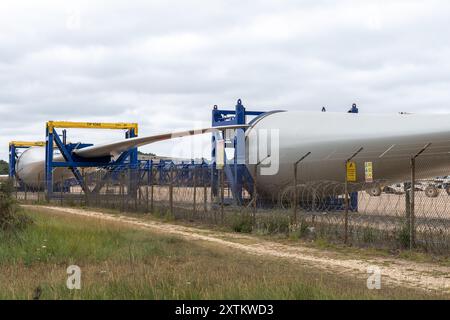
top-left (362, 227), bottom-right (376, 243)
top-left (258, 214), bottom-right (290, 235)
top-left (314, 237), bottom-right (331, 248)
top-left (0, 180), bottom-right (33, 232)
top-left (397, 225), bottom-right (410, 249)
top-left (229, 213), bottom-right (253, 233)
top-left (290, 220), bottom-right (310, 239)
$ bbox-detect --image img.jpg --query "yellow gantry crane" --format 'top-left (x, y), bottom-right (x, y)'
top-left (9, 141), bottom-right (45, 148)
top-left (46, 121), bottom-right (138, 135)
top-left (45, 121), bottom-right (139, 199)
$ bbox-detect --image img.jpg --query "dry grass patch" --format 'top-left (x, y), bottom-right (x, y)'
top-left (0, 209), bottom-right (446, 300)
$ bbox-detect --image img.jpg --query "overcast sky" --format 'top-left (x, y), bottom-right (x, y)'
top-left (1, 0), bottom-right (450, 161)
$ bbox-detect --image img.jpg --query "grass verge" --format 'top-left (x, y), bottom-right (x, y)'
top-left (1, 208), bottom-right (445, 299)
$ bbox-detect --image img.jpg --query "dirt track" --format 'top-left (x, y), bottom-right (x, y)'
top-left (24, 205), bottom-right (450, 294)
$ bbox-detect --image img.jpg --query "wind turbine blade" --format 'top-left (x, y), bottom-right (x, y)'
top-left (73, 124), bottom-right (249, 158)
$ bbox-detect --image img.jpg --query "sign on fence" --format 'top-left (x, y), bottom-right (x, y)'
top-left (365, 161), bottom-right (373, 183)
top-left (346, 161), bottom-right (357, 182)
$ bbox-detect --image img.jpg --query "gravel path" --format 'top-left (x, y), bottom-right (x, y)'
top-left (25, 205), bottom-right (450, 294)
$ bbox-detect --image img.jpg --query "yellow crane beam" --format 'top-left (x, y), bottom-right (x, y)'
top-left (46, 121), bottom-right (138, 135)
top-left (9, 141), bottom-right (45, 147)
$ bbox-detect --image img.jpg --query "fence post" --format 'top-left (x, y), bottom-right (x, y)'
top-left (134, 168), bottom-right (138, 211)
top-left (150, 168), bottom-right (154, 214)
top-left (344, 147), bottom-right (363, 245)
top-left (203, 166), bottom-right (208, 216)
top-left (60, 174), bottom-right (63, 206)
top-left (121, 173), bottom-right (125, 212)
top-left (293, 152), bottom-right (312, 225)
top-left (344, 172), bottom-right (349, 244)
top-left (169, 165), bottom-right (174, 217)
top-left (410, 156), bottom-right (416, 250)
top-left (37, 173), bottom-right (41, 203)
top-left (253, 164), bottom-right (257, 224)
top-left (146, 175), bottom-right (149, 214)
top-left (105, 172), bottom-right (109, 208)
top-left (404, 182), bottom-right (410, 224)
top-left (293, 164), bottom-right (297, 223)
top-left (409, 143), bottom-right (431, 250)
top-left (83, 169), bottom-right (88, 207)
top-left (193, 167), bottom-right (197, 218)
top-left (220, 168), bottom-right (224, 223)
top-left (252, 155), bottom-right (271, 225)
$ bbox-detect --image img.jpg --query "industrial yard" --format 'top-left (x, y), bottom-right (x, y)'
top-left (2, 0), bottom-right (450, 308)
top-left (3, 101), bottom-right (450, 303)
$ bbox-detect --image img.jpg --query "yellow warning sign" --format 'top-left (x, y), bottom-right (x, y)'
top-left (365, 162), bottom-right (373, 183)
top-left (346, 161), bottom-right (357, 182)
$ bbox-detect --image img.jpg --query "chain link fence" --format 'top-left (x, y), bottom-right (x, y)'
top-left (13, 152), bottom-right (450, 255)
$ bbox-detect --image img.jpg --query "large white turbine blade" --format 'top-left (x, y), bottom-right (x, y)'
top-left (73, 124), bottom-right (249, 158)
top-left (249, 111), bottom-right (450, 196)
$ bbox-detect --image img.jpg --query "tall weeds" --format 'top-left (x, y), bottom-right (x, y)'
top-left (0, 180), bottom-right (32, 232)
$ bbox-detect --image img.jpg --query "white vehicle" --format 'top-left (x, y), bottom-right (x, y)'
top-left (438, 176), bottom-right (450, 195)
top-left (421, 183), bottom-right (440, 198)
top-left (383, 183), bottom-right (405, 195)
top-left (371, 182), bottom-right (440, 198)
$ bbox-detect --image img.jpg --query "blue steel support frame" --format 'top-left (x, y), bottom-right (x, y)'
top-left (211, 99), bottom-right (264, 205)
top-left (126, 128), bottom-right (138, 198)
top-left (8, 144), bottom-right (17, 178)
top-left (45, 126), bottom-right (53, 198)
top-left (136, 159), bottom-right (210, 187)
top-left (45, 127), bottom-right (138, 200)
top-left (9, 144), bottom-right (28, 188)
top-left (210, 99), bottom-right (359, 210)
top-left (91, 150), bottom-right (136, 194)
top-left (9, 143), bottom-right (44, 187)
top-left (52, 132), bottom-right (89, 194)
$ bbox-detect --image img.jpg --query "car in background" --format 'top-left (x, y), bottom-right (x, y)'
top-left (367, 181), bottom-right (442, 198)
top-left (434, 176), bottom-right (450, 195)
top-left (383, 183), bottom-right (405, 195)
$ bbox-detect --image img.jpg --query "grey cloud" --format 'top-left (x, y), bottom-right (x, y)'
top-left (1, 0), bottom-right (450, 160)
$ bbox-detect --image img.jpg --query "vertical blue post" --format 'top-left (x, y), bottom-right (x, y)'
top-left (158, 161), bottom-right (163, 184)
top-left (234, 99), bottom-right (246, 204)
top-left (127, 128), bottom-right (138, 198)
top-left (210, 99), bottom-right (265, 205)
top-left (148, 160), bottom-right (153, 185)
top-left (45, 125), bottom-right (54, 200)
top-left (235, 99), bottom-right (246, 125)
top-left (211, 105), bottom-right (219, 199)
top-left (128, 128), bottom-right (138, 167)
top-left (9, 144), bottom-right (16, 178)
